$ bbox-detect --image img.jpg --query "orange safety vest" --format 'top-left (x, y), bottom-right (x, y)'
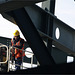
top-left (11, 38), bottom-right (25, 59)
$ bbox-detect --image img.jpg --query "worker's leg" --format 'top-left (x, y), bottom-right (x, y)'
top-left (15, 57), bottom-right (22, 70)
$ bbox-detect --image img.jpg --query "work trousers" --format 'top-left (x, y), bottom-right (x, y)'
top-left (15, 57), bottom-right (22, 70)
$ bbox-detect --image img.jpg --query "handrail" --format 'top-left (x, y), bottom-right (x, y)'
top-left (0, 45), bottom-right (8, 64)
top-left (9, 46), bottom-right (35, 71)
top-left (9, 61), bottom-right (29, 69)
top-left (0, 43), bottom-right (39, 71)
top-left (10, 46), bottom-right (34, 55)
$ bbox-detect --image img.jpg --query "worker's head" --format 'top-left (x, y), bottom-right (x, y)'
top-left (13, 30), bottom-right (20, 40)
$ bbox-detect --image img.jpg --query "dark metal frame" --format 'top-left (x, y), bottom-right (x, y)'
top-left (0, 0), bottom-right (46, 13)
top-left (0, 0), bottom-right (75, 74)
top-left (5, 8), bottom-right (55, 65)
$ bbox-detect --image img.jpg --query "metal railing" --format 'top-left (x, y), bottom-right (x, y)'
top-left (8, 46), bottom-right (39, 71)
top-left (0, 43), bottom-right (40, 72)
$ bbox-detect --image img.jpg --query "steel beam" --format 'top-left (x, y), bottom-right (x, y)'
top-left (7, 8), bottom-right (55, 65)
top-left (52, 18), bottom-right (75, 52)
top-left (23, 5), bottom-right (75, 54)
top-left (38, 30), bottom-right (75, 56)
top-left (46, 0), bottom-right (56, 55)
top-left (0, 0), bottom-right (46, 13)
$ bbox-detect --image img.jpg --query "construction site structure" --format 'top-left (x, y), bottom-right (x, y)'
top-left (0, 0), bottom-right (75, 74)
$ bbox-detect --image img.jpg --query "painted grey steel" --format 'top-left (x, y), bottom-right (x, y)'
top-left (51, 47), bottom-right (67, 64)
top-left (0, 0), bottom-right (46, 13)
top-left (38, 30), bottom-right (68, 64)
top-left (25, 6), bottom-right (47, 33)
top-left (53, 18), bottom-right (75, 52)
top-left (24, 5), bottom-right (75, 55)
top-left (38, 30), bottom-right (75, 54)
top-left (46, 0), bottom-right (55, 55)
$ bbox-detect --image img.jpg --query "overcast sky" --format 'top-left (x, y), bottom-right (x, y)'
top-left (55, 0), bottom-right (75, 29)
top-left (0, 14), bottom-right (25, 39)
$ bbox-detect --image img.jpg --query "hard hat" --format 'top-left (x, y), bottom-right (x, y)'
top-left (13, 30), bottom-right (20, 36)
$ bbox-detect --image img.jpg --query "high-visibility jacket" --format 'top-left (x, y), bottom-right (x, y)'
top-left (11, 38), bottom-right (25, 59)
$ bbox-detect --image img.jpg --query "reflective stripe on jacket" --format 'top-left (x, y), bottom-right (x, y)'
top-left (11, 38), bottom-right (25, 59)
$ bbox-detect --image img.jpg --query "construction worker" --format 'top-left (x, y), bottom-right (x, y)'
top-left (11, 30), bottom-right (25, 70)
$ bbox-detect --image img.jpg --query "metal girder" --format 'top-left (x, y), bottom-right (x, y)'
top-left (6, 8), bottom-right (55, 65)
top-left (23, 5), bottom-right (75, 56)
top-left (51, 47), bottom-right (67, 64)
top-left (38, 30), bottom-right (75, 56)
top-left (45, 0), bottom-right (55, 55)
top-left (0, 0), bottom-right (46, 13)
top-left (53, 19), bottom-right (75, 52)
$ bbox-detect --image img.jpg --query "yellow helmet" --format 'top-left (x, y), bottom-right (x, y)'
top-left (13, 30), bottom-right (20, 36)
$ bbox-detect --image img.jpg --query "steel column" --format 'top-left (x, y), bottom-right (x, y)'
top-left (46, 0), bottom-right (56, 54)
